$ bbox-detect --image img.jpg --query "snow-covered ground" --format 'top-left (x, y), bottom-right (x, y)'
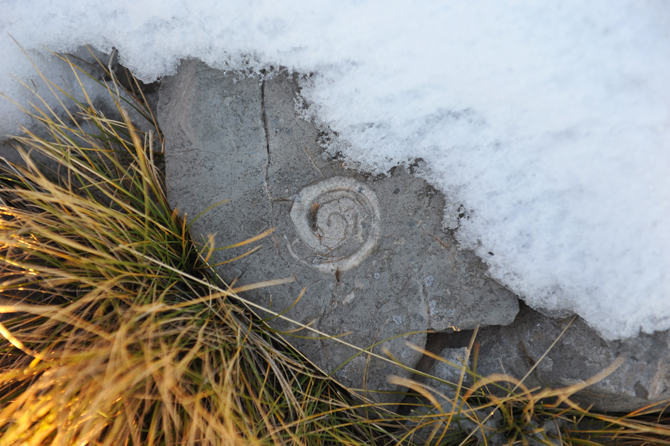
top-left (1, 1), bottom-right (668, 340)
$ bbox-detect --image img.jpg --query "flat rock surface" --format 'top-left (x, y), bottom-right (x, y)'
top-left (158, 59), bottom-right (519, 405)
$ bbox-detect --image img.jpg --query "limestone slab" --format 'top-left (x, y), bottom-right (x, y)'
top-left (158, 59), bottom-right (519, 405)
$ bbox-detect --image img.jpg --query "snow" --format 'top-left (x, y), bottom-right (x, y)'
top-left (1, 0), bottom-right (669, 340)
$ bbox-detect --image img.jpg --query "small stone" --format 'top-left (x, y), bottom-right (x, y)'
top-left (393, 315), bottom-right (403, 325)
top-left (355, 277), bottom-right (370, 289)
top-left (425, 275), bottom-right (434, 287)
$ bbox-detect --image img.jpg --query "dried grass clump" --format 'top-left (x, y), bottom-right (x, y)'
top-left (0, 51), bottom-right (398, 446)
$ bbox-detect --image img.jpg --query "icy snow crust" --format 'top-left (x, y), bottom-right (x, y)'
top-left (1, 1), bottom-right (669, 340)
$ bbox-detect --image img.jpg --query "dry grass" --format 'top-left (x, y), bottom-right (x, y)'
top-left (0, 50), bottom-right (403, 446)
top-left (0, 48), bottom-right (669, 446)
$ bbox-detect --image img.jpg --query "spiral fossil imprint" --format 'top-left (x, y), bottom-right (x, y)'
top-left (289, 177), bottom-right (381, 274)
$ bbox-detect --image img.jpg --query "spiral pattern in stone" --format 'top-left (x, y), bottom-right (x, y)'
top-left (289, 177), bottom-right (381, 274)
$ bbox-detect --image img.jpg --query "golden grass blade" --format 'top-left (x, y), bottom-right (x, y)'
top-left (230, 277), bottom-right (296, 294)
top-left (214, 227), bottom-right (276, 251)
top-left (208, 244), bottom-right (262, 268)
top-left (0, 321), bottom-right (41, 362)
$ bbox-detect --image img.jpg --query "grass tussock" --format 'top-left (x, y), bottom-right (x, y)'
top-left (0, 48), bottom-right (669, 446)
top-left (0, 51), bottom-right (400, 446)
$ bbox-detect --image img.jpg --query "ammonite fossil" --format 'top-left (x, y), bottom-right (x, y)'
top-left (288, 177), bottom-right (381, 274)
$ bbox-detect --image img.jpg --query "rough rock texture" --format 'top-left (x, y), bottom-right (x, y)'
top-left (403, 347), bottom-right (508, 446)
top-left (419, 303), bottom-right (670, 412)
top-left (157, 59), bottom-right (519, 405)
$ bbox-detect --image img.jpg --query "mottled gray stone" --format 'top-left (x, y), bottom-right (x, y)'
top-left (0, 141), bottom-right (23, 166)
top-left (157, 59), bottom-right (519, 406)
top-left (405, 348), bottom-right (506, 446)
top-left (421, 304), bottom-right (670, 412)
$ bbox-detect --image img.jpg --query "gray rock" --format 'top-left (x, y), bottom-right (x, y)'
top-left (415, 344), bottom-right (568, 446)
top-left (157, 59), bottom-right (519, 406)
top-left (420, 304), bottom-right (670, 412)
top-left (0, 140), bottom-right (24, 166)
top-left (402, 347), bottom-right (506, 446)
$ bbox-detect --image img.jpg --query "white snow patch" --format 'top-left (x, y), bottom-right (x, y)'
top-left (1, 1), bottom-right (669, 340)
